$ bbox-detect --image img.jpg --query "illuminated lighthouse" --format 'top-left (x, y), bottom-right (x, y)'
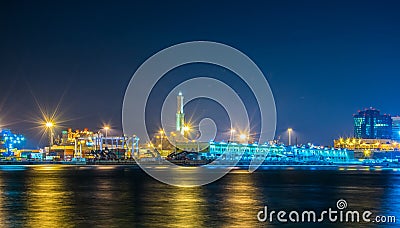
top-left (176, 92), bottom-right (185, 135)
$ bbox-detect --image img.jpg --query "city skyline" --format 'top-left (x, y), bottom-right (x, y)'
top-left (1, 2), bottom-right (400, 227)
top-left (1, 1), bottom-right (400, 147)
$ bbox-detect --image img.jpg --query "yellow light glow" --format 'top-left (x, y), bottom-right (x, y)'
top-left (230, 129), bottom-right (236, 133)
top-left (288, 128), bottom-right (293, 132)
top-left (364, 150), bottom-right (371, 157)
top-left (239, 134), bottom-right (247, 140)
top-left (183, 126), bottom-right (190, 132)
top-left (45, 122), bottom-right (54, 128)
top-left (103, 126), bottom-right (110, 130)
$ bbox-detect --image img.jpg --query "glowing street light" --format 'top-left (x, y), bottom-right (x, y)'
top-left (103, 126), bottom-right (110, 138)
top-left (230, 129), bottom-right (236, 142)
top-left (183, 126), bottom-right (190, 132)
top-left (288, 128), bottom-right (293, 145)
top-left (182, 125), bottom-right (191, 138)
top-left (239, 134), bottom-right (248, 143)
top-left (45, 121), bottom-right (55, 153)
top-left (102, 126), bottom-right (110, 149)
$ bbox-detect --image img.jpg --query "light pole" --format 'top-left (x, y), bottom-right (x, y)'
top-left (46, 122), bottom-right (54, 154)
top-left (288, 128), bottom-right (293, 146)
top-left (159, 130), bottom-right (164, 154)
top-left (103, 126), bottom-right (110, 138)
top-left (183, 125), bottom-right (190, 139)
top-left (230, 129), bottom-right (236, 142)
top-left (103, 126), bottom-right (110, 148)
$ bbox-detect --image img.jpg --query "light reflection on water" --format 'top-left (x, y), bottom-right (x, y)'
top-left (140, 181), bottom-right (207, 228)
top-left (25, 171), bottom-right (74, 228)
top-left (219, 171), bottom-right (261, 227)
top-left (0, 165), bottom-right (399, 227)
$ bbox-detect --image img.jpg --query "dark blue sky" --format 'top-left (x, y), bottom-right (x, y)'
top-left (0, 0), bottom-right (399, 147)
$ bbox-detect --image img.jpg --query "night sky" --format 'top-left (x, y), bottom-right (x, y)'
top-left (1, 0), bottom-right (399, 147)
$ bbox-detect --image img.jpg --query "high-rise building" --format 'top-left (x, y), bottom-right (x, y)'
top-left (392, 116), bottom-right (400, 141)
top-left (353, 108), bottom-right (392, 139)
top-left (176, 92), bottom-right (185, 135)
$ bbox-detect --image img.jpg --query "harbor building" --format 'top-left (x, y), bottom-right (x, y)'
top-left (334, 137), bottom-right (399, 159)
top-left (333, 108), bottom-right (400, 159)
top-left (49, 128), bottom-right (133, 160)
top-left (392, 116), bottom-right (400, 141)
top-left (334, 138), bottom-right (399, 151)
top-left (353, 108), bottom-right (392, 139)
top-left (161, 141), bottom-right (353, 163)
top-left (203, 142), bottom-right (352, 163)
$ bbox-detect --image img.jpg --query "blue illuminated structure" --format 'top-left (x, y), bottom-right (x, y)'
top-left (204, 141), bottom-right (352, 163)
top-left (392, 116), bottom-right (400, 141)
top-left (353, 108), bottom-right (392, 139)
top-left (0, 129), bottom-right (25, 156)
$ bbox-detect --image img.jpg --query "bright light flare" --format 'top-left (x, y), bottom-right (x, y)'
top-left (27, 85), bottom-right (75, 146)
top-left (45, 122), bottom-right (54, 128)
top-left (183, 125), bottom-right (190, 132)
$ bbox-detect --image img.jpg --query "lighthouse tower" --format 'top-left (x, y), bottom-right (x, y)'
top-left (176, 92), bottom-right (185, 135)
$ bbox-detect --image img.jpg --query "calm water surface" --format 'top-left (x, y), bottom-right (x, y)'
top-left (0, 165), bottom-right (399, 227)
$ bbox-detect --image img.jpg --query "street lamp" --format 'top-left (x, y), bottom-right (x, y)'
top-left (230, 129), bottom-right (236, 142)
top-left (159, 129), bottom-right (164, 153)
top-left (103, 126), bottom-right (110, 149)
top-left (183, 125), bottom-right (190, 138)
top-left (45, 121), bottom-right (54, 154)
top-left (45, 122), bottom-right (53, 128)
top-left (288, 128), bottom-right (293, 146)
top-left (103, 126), bottom-right (110, 138)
